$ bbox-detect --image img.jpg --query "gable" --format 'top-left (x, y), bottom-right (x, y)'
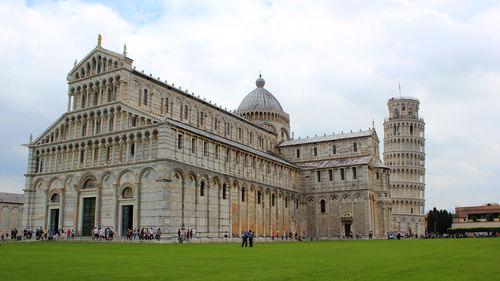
top-left (67, 46), bottom-right (133, 81)
top-left (33, 112), bottom-right (70, 145)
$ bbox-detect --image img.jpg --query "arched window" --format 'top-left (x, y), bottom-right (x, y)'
top-left (320, 200), bottom-right (326, 213)
top-left (353, 142), bottom-right (358, 152)
top-left (51, 193), bottom-right (60, 203)
top-left (285, 197), bottom-right (288, 208)
top-left (257, 191), bottom-right (262, 204)
top-left (313, 147), bottom-right (318, 156)
top-left (184, 105), bottom-right (188, 120)
top-left (138, 89), bottom-right (141, 105)
top-left (82, 178), bottom-right (95, 189)
top-left (410, 124), bottom-right (414, 135)
top-left (165, 97), bottom-right (169, 113)
top-left (333, 145), bottom-right (336, 154)
top-left (81, 94), bottom-right (86, 108)
top-left (122, 187), bottom-right (133, 198)
top-left (241, 188), bottom-right (246, 202)
top-left (222, 184), bottom-right (227, 200)
top-left (143, 89), bottom-right (148, 105)
top-left (200, 181), bottom-right (205, 196)
top-left (177, 134), bottom-right (183, 149)
top-left (203, 141), bottom-right (208, 156)
top-left (296, 149), bottom-right (300, 158)
top-left (272, 194), bottom-right (275, 206)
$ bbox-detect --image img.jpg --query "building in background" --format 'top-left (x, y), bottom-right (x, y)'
top-left (452, 203), bottom-right (500, 231)
top-left (383, 97), bottom-right (426, 235)
top-left (22, 37), bottom-right (392, 239)
top-left (0, 192), bottom-right (24, 234)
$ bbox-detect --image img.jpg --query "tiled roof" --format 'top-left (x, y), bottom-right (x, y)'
top-left (296, 156), bottom-right (372, 170)
top-left (279, 130), bottom-right (373, 147)
top-left (0, 192), bottom-right (24, 204)
top-left (166, 119), bottom-right (297, 168)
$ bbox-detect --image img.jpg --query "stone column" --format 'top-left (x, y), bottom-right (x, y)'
top-left (113, 184), bottom-right (119, 234)
top-left (91, 146), bottom-right (95, 166)
top-left (134, 182), bottom-right (141, 229)
top-left (141, 136), bottom-right (145, 161)
top-left (100, 115), bottom-right (104, 134)
top-left (48, 150), bottom-right (53, 172)
top-left (98, 143), bottom-right (103, 165)
top-left (149, 135), bottom-right (153, 160)
top-left (74, 189), bottom-right (80, 235)
top-left (38, 152), bottom-right (43, 173)
top-left (133, 139), bottom-right (137, 162)
top-left (73, 120), bottom-right (78, 139)
top-left (43, 190), bottom-right (49, 230)
top-left (60, 191), bottom-right (65, 229)
top-left (111, 141), bottom-right (116, 164)
top-left (96, 185), bottom-right (102, 228)
top-left (126, 140), bottom-right (130, 162)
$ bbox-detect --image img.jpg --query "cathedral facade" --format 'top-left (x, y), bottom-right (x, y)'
top-left (22, 40), bottom-right (393, 239)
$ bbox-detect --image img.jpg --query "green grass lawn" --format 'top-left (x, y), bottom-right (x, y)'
top-left (0, 238), bottom-right (499, 280)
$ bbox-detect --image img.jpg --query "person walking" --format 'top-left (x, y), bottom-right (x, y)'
top-left (241, 231), bottom-right (248, 247)
top-left (248, 230), bottom-right (254, 247)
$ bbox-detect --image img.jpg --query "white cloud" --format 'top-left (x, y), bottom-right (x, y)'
top-left (1, 0), bottom-right (499, 211)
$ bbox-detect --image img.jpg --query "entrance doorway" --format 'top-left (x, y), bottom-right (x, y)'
top-left (82, 197), bottom-right (96, 236)
top-left (49, 209), bottom-right (59, 232)
top-left (121, 205), bottom-right (133, 235)
top-left (344, 223), bottom-right (351, 237)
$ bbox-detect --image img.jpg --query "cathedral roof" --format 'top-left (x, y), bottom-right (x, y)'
top-left (296, 156), bottom-right (388, 170)
top-left (278, 130), bottom-right (374, 147)
top-left (237, 76), bottom-right (284, 112)
top-left (166, 119), bottom-right (297, 168)
top-left (0, 192), bottom-right (24, 204)
top-left (297, 156), bottom-right (372, 169)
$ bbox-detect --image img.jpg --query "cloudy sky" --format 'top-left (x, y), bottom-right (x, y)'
top-left (1, 0), bottom-right (499, 211)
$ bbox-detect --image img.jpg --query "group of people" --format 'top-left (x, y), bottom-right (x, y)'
top-left (92, 227), bottom-right (115, 240)
top-left (0, 229), bottom-right (19, 241)
top-left (241, 230), bottom-right (254, 247)
top-left (126, 228), bottom-right (161, 241)
top-left (271, 231), bottom-right (301, 241)
top-left (177, 228), bottom-right (196, 242)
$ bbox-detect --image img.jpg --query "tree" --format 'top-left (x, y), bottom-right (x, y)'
top-left (425, 208), bottom-right (452, 234)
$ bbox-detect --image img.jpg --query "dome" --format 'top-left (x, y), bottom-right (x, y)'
top-left (237, 75), bottom-right (284, 112)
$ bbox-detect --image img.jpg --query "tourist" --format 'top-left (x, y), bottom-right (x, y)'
top-left (71, 229), bottom-right (75, 240)
top-left (192, 228), bottom-right (197, 240)
top-left (249, 230), bottom-right (254, 247)
top-left (241, 231), bottom-right (248, 247)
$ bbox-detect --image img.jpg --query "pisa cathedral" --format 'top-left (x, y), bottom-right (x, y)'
top-left (22, 38), bottom-right (425, 239)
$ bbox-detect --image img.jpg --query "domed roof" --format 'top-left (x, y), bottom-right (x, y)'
top-left (237, 75), bottom-right (284, 112)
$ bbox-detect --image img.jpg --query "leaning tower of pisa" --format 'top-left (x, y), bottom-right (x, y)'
top-left (383, 97), bottom-right (426, 235)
